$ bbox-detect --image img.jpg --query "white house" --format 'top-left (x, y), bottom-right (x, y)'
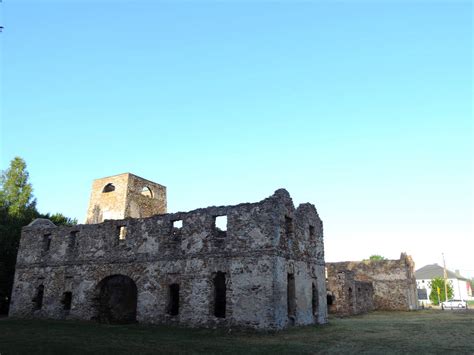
top-left (415, 264), bottom-right (472, 305)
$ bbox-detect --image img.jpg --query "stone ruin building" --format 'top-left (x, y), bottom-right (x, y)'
top-left (9, 173), bottom-right (328, 330)
top-left (325, 269), bottom-right (374, 316)
top-left (326, 253), bottom-right (418, 316)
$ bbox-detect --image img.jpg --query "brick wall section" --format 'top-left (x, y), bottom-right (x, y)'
top-left (10, 189), bottom-right (327, 330)
top-left (326, 253), bottom-right (418, 312)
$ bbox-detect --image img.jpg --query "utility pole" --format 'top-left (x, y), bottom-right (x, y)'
top-left (442, 253), bottom-right (449, 302)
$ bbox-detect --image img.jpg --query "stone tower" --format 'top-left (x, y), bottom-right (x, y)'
top-left (85, 173), bottom-right (166, 224)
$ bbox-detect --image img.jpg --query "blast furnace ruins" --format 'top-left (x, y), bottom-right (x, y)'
top-left (9, 173), bottom-right (328, 329)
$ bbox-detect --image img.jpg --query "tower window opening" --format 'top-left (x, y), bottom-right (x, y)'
top-left (102, 183), bottom-right (115, 193)
top-left (141, 186), bottom-right (153, 198)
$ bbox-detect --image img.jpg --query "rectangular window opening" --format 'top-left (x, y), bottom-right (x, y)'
top-left (214, 215), bottom-right (227, 232)
top-left (62, 291), bottom-right (72, 311)
top-left (167, 284), bottom-right (180, 316)
top-left (309, 225), bottom-right (315, 238)
top-left (214, 272), bottom-right (226, 318)
top-left (173, 220), bottom-right (183, 229)
top-left (33, 285), bottom-right (44, 310)
top-left (118, 226), bottom-right (127, 241)
top-left (287, 273), bottom-right (296, 318)
top-left (285, 217), bottom-right (293, 239)
top-left (43, 234), bottom-right (52, 252)
top-left (69, 231), bottom-right (78, 250)
top-left (312, 282), bottom-right (318, 316)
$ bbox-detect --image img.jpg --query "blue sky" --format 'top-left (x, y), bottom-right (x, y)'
top-left (1, 1), bottom-right (472, 277)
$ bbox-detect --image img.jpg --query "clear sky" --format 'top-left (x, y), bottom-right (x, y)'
top-left (0, 1), bottom-right (472, 277)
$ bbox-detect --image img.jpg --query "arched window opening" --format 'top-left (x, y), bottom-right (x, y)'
top-left (213, 272), bottom-right (226, 318)
top-left (141, 186), bottom-right (153, 198)
top-left (33, 285), bottom-right (44, 310)
top-left (95, 275), bottom-right (137, 324)
top-left (102, 183), bottom-right (115, 193)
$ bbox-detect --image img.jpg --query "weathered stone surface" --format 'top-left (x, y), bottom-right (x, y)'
top-left (86, 173), bottom-right (167, 224)
top-left (326, 253), bottom-right (418, 315)
top-left (26, 219), bottom-right (56, 228)
top-left (10, 187), bottom-right (328, 330)
top-left (326, 269), bottom-right (374, 316)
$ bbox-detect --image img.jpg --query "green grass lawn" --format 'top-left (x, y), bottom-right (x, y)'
top-left (1, 310), bottom-right (473, 354)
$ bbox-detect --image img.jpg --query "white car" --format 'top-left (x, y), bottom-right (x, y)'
top-left (441, 299), bottom-right (467, 309)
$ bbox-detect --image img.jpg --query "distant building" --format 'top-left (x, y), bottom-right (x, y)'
top-left (326, 253), bottom-right (418, 316)
top-left (325, 267), bottom-right (374, 317)
top-left (415, 264), bottom-right (472, 305)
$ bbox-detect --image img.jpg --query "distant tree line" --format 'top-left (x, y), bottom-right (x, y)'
top-left (0, 157), bottom-right (77, 314)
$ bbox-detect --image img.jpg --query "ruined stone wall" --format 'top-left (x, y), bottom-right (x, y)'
top-left (86, 173), bottom-right (166, 224)
top-left (326, 253), bottom-right (418, 312)
top-left (326, 268), bottom-right (374, 316)
top-left (10, 189), bottom-right (327, 330)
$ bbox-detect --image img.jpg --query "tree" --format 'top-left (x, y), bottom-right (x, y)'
top-left (41, 212), bottom-right (77, 226)
top-left (0, 157), bottom-right (37, 216)
top-left (428, 277), bottom-right (454, 305)
top-left (368, 255), bottom-right (387, 261)
top-left (0, 157), bottom-right (76, 314)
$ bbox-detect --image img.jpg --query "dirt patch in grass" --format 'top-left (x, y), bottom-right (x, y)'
top-left (0, 310), bottom-right (473, 354)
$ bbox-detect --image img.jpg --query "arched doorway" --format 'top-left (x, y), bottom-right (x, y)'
top-left (95, 275), bottom-right (137, 324)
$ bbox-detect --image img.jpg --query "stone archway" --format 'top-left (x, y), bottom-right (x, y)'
top-left (96, 275), bottom-right (137, 324)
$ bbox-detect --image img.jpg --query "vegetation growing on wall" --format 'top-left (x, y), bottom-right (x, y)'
top-left (364, 255), bottom-right (387, 262)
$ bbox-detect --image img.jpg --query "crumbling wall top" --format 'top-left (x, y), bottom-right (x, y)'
top-left (25, 218), bottom-right (57, 229)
